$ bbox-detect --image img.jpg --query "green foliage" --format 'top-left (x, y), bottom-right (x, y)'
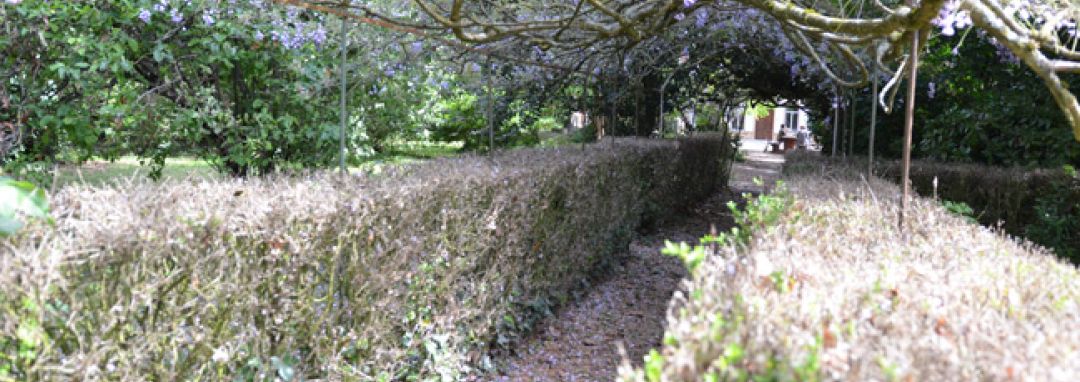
top-left (664, 180), bottom-right (793, 275)
top-left (662, 240), bottom-right (708, 273)
top-left (940, 200), bottom-right (977, 223)
top-left (0, 1), bottom-right (472, 178)
top-left (429, 92), bottom-right (487, 150)
top-left (429, 91), bottom-right (561, 151)
top-left (748, 103), bottom-right (772, 119)
top-left (1, 1), bottom-right (341, 176)
top-left (0, 177), bottom-right (48, 235)
top-left (833, 35), bottom-right (1080, 167)
top-left (735, 179), bottom-right (793, 229)
top-left (1027, 165), bottom-right (1080, 262)
top-left (643, 349), bottom-right (664, 382)
top-left (570, 123), bottom-right (598, 144)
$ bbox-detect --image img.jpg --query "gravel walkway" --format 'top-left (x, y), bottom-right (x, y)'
top-left (483, 149), bottom-right (785, 381)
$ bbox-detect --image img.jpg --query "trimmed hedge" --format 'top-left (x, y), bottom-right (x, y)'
top-left (622, 153), bottom-right (1080, 381)
top-left (0, 137), bottom-right (731, 380)
top-left (875, 160), bottom-right (1080, 263)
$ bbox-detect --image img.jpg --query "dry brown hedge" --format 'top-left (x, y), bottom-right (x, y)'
top-left (0, 137), bottom-right (731, 381)
top-left (621, 152), bottom-right (1080, 381)
top-left (872, 159), bottom-right (1079, 240)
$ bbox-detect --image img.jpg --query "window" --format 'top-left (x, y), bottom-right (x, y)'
top-left (729, 108), bottom-right (744, 131)
top-left (785, 109), bottom-right (799, 130)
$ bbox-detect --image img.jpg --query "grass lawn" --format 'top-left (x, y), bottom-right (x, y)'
top-left (51, 141), bottom-right (465, 188)
top-left (54, 157), bottom-right (217, 188)
top-left (350, 140), bottom-right (463, 174)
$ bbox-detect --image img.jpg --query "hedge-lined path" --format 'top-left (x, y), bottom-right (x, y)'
top-left (484, 147), bottom-right (786, 381)
top-left (730, 149), bottom-right (786, 195)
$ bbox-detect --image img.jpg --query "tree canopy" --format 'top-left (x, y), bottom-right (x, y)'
top-left (285, 0), bottom-right (1080, 140)
top-left (2, 0), bottom-right (1077, 180)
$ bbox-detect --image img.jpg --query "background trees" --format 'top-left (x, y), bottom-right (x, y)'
top-left (831, 33), bottom-right (1080, 167)
top-left (3, 0), bottom-right (1079, 179)
top-left (0, 0), bottom-right (576, 179)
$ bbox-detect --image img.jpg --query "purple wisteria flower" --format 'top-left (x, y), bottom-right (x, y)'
top-left (694, 10), bottom-right (708, 28)
top-left (932, 1), bottom-right (972, 37)
top-left (310, 26), bottom-right (328, 45)
top-left (138, 9), bottom-right (152, 23)
top-left (928, 82), bottom-right (936, 99)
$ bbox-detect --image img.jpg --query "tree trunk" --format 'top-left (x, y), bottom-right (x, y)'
top-left (635, 73), bottom-right (662, 136)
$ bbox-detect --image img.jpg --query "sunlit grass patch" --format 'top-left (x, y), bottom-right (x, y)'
top-left (53, 156), bottom-right (216, 188)
top-left (351, 140), bottom-right (463, 173)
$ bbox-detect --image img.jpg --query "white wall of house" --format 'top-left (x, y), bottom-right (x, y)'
top-left (739, 110), bottom-right (756, 139)
top-left (730, 102), bottom-right (811, 140)
top-left (770, 106), bottom-right (810, 136)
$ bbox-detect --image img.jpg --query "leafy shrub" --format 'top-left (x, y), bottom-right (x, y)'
top-left (0, 137), bottom-right (730, 380)
top-left (827, 34), bottom-right (1080, 168)
top-left (571, 123), bottom-right (598, 144)
top-left (940, 200), bottom-right (977, 223)
top-left (0, 177), bottom-right (49, 235)
top-left (622, 153), bottom-right (1080, 381)
top-left (429, 92), bottom-right (489, 150)
top-left (1026, 165), bottom-right (1080, 262)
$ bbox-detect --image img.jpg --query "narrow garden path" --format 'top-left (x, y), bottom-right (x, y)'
top-left (485, 145), bottom-right (785, 381)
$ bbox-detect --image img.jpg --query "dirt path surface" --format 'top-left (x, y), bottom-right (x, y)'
top-left (484, 149), bottom-right (785, 382)
top-left (730, 150), bottom-right (786, 195)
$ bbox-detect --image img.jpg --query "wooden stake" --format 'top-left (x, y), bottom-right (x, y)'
top-left (848, 92), bottom-right (856, 157)
top-left (831, 88), bottom-right (840, 157)
top-left (609, 80), bottom-right (617, 143)
top-left (869, 67), bottom-right (878, 176)
top-left (900, 29), bottom-right (920, 231)
top-left (338, 15), bottom-right (348, 175)
top-left (485, 60), bottom-right (494, 155)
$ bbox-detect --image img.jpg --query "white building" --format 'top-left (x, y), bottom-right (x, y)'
top-left (732, 103), bottom-right (811, 141)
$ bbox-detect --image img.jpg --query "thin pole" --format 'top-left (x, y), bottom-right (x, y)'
top-left (658, 79), bottom-right (666, 137)
top-left (900, 29), bottom-right (920, 231)
top-left (634, 81), bottom-right (641, 136)
top-left (831, 88), bottom-right (839, 157)
top-left (487, 84), bottom-right (494, 154)
top-left (869, 67), bottom-right (878, 176)
top-left (338, 15), bottom-right (348, 174)
top-left (485, 60), bottom-right (494, 154)
top-left (609, 82), bottom-right (616, 142)
top-left (848, 92), bottom-right (856, 156)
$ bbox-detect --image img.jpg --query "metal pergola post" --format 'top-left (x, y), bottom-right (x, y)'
top-left (848, 92), bottom-right (856, 157)
top-left (831, 88), bottom-right (840, 157)
top-left (338, 15), bottom-right (348, 174)
top-left (869, 67), bottom-right (879, 176)
top-left (900, 29), bottom-right (920, 231)
top-left (658, 78), bottom-right (668, 137)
